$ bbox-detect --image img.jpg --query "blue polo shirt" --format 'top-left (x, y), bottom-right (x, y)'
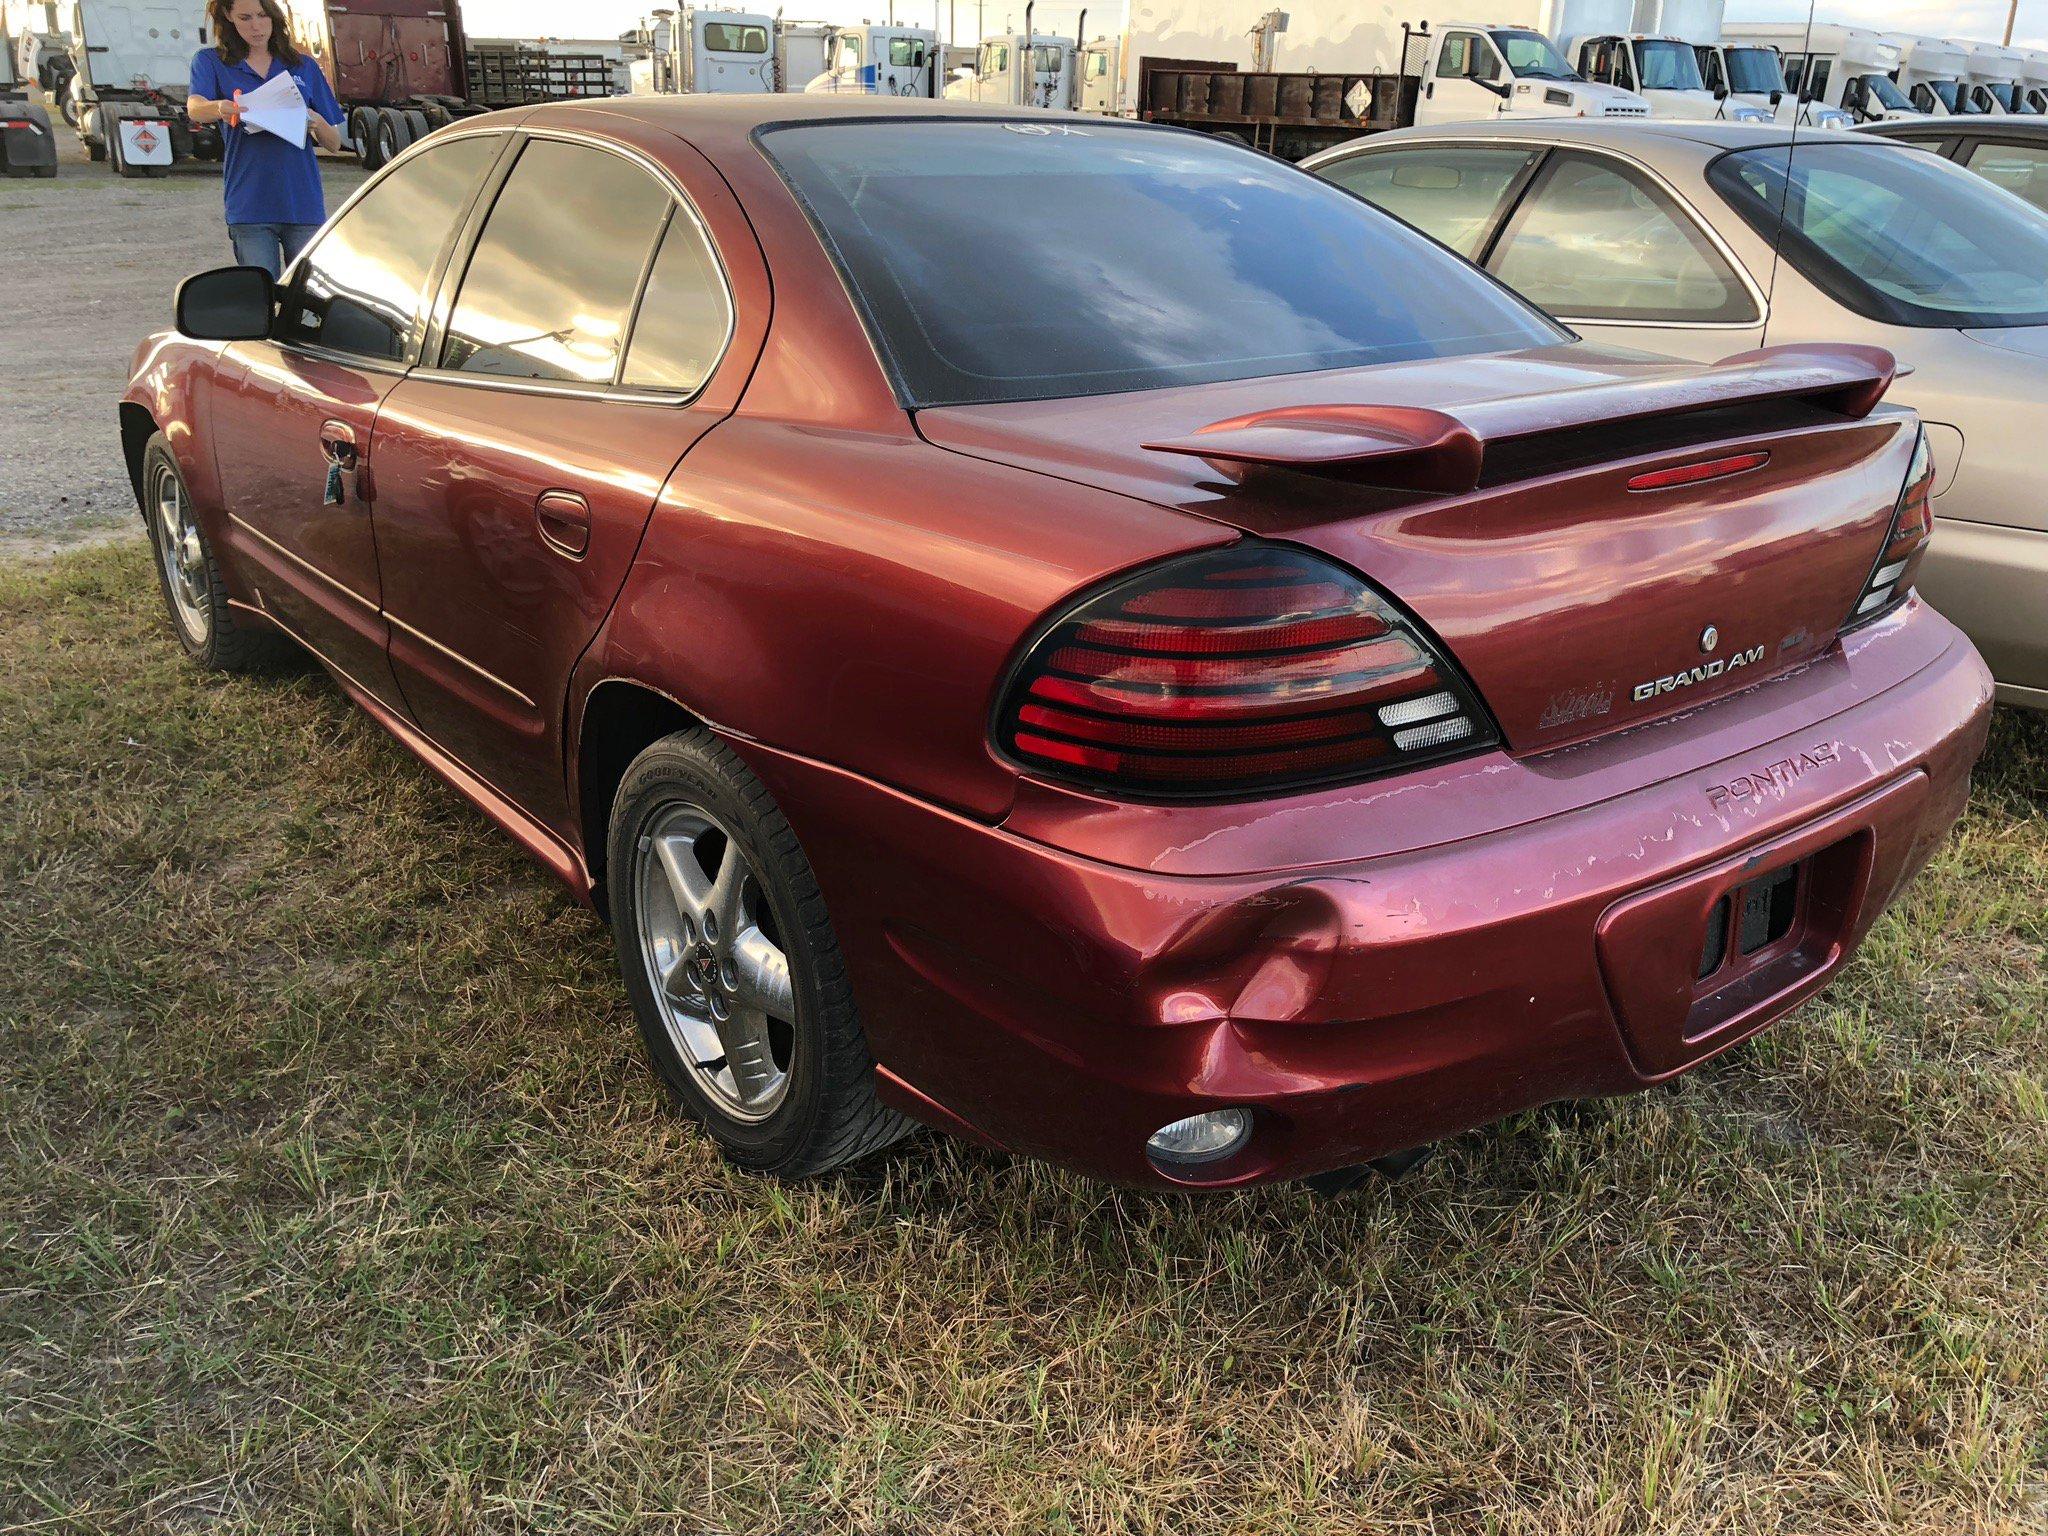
top-left (188, 48), bottom-right (343, 226)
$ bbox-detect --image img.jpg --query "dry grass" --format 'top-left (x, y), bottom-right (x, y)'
top-left (2, 540), bottom-right (2044, 1534)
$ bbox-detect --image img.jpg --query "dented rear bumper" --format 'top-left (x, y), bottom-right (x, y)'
top-left (728, 598), bottom-right (1993, 1188)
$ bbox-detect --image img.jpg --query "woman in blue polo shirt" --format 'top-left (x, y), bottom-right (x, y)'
top-left (186, 0), bottom-right (345, 278)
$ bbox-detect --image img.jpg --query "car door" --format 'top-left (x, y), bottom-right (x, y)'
top-left (1483, 149), bottom-right (1766, 361)
top-left (366, 130), bottom-right (756, 830)
top-left (1417, 31), bottom-right (1507, 126)
top-left (208, 131), bottom-right (504, 707)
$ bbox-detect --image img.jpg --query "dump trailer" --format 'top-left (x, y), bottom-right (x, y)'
top-left (286, 0), bottom-right (614, 172)
top-left (63, 0), bottom-right (221, 174)
top-left (0, 24), bottom-right (60, 174)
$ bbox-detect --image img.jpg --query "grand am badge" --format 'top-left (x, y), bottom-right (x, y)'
top-left (1632, 644), bottom-right (1765, 703)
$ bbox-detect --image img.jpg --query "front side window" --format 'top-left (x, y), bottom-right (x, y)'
top-left (759, 120), bottom-right (1566, 406)
top-left (702, 23), bottom-right (767, 53)
top-left (1085, 51), bottom-right (1108, 79)
top-left (1495, 29), bottom-right (1573, 80)
top-left (1696, 47), bottom-right (1724, 93)
top-left (1963, 139), bottom-right (2048, 213)
top-left (279, 134), bottom-right (499, 362)
top-left (620, 211), bottom-right (734, 393)
top-left (1711, 140), bottom-right (2048, 326)
top-left (1436, 33), bottom-right (1474, 79)
top-left (839, 34), bottom-right (862, 66)
top-left (1491, 152), bottom-right (1756, 323)
top-left (440, 139), bottom-right (671, 383)
top-left (1635, 40), bottom-right (1704, 92)
top-left (1319, 146), bottom-right (1540, 259)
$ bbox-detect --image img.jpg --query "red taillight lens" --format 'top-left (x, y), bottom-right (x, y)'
top-left (994, 545), bottom-right (1496, 797)
top-left (1846, 428), bottom-right (1934, 629)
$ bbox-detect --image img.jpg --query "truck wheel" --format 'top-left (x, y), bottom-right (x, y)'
top-left (422, 102), bottom-right (453, 129)
top-left (373, 107), bottom-right (403, 165)
top-left (351, 108), bottom-right (381, 169)
top-left (402, 107), bottom-right (429, 142)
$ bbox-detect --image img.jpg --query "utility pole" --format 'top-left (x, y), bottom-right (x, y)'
top-left (2006, 0), bottom-right (2020, 46)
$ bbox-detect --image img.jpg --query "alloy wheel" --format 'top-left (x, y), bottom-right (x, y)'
top-left (632, 801), bottom-right (796, 1122)
top-left (153, 462), bottom-right (210, 646)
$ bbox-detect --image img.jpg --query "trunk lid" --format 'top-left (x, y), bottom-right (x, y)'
top-left (919, 343), bottom-right (1916, 755)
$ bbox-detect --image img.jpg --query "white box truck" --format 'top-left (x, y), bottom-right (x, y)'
top-left (1716, 23), bottom-right (1925, 125)
top-left (1952, 39), bottom-right (2031, 114)
top-left (1894, 34), bottom-right (1973, 117)
top-left (1565, 0), bottom-right (1772, 120)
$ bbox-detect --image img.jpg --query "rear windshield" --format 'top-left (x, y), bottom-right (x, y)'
top-left (758, 119), bottom-right (1568, 406)
top-left (1709, 140), bottom-right (2048, 327)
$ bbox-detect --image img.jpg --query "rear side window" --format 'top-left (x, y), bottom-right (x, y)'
top-left (704, 23), bottom-right (767, 52)
top-left (759, 120), bottom-right (1566, 406)
top-left (440, 139), bottom-right (671, 384)
top-left (1963, 139), bottom-right (2048, 214)
top-left (280, 134), bottom-right (499, 362)
top-left (1490, 152), bottom-right (1756, 324)
top-left (620, 213), bottom-right (733, 393)
top-left (1319, 146), bottom-right (1540, 259)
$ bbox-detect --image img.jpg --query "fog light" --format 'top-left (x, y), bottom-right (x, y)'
top-left (1147, 1108), bottom-right (1253, 1166)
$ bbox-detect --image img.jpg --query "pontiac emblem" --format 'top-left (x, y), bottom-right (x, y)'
top-left (1699, 624), bottom-right (1719, 653)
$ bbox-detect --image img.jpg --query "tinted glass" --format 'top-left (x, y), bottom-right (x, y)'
top-left (441, 140), bottom-right (670, 383)
top-left (1989, 83), bottom-right (2021, 111)
top-left (1723, 46), bottom-right (1784, 94)
top-left (1963, 139), bottom-right (2048, 213)
top-left (1865, 73), bottom-right (1912, 110)
top-left (1636, 39), bottom-right (1703, 91)
top-left (279, 134), bottom-right (498, 362)
top-left (761, 120), bottom-right (1566, 406)
top-left (1712, 141), bottom-right (2048, 326)
top-left (620, 211), bottom-right (733, 393)
top-left (1319, 146), bottom-right (1539, 258)
top-left (704, 23), bottom-right (767, 52)
top-left (1493, 153), bottom-right (1755, 323)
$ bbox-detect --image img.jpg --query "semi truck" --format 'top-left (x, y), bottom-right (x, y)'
top-left (286, 0), bottom-right (613, 172)
top-left (61, 0), bottom-right (220, 174)
top-left (1716, 24), bottom-right (1923, 125)
top-left (803, 23), bottom-right (938, 95)
top-left (1040, 2), bottom-right (1647, 160)
top-left (627, 9), bottom-right (829, 95)
top-left (0, 22), bottom-right (60, 174)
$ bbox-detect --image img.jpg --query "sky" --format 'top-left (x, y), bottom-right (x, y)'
top-left (459, 0), bottom-right (2045, 51)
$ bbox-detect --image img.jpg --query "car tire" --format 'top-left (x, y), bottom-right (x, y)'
top-left (607, 729), bottom-right (912, 1177)
top-left (141, 433), bottom-right (293, 672)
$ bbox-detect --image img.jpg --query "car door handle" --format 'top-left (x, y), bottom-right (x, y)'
top-left (319, 420), bottom-right (357, 470)
top-left (536, 490), bottom-right (590, 558)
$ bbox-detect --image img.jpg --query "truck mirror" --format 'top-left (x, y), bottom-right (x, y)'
top-left (1713, 84), bottom-right (1728, 100)
top-left (1769, 88), bottom-right (1783, 107)
top-left (175, 265), bottom-right (275, 342)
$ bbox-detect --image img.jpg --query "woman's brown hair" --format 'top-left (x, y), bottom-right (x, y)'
top-left (209, 0), bottom-right (304, 68)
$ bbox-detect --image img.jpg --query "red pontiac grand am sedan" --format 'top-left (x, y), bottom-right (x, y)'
top-left (121, 97), bottom-right (1992, 1190)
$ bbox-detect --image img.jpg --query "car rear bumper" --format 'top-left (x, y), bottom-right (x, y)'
top-left (728, 601), bottom-right (1993, 1188)
top-left (1917, 517), bottom-right (2048, 709)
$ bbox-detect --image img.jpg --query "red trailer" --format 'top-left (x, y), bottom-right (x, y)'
top-left (286, 0), bottom-right (611, 169)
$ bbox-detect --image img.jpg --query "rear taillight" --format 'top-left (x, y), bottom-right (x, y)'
top-left (993, 545), bottom-right (1496, 797)
top-left (1845, 428), bottom-right (1934, 630)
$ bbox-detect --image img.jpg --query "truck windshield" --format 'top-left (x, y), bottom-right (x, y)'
top-left (1722, 47), bottom-right (1785, 95)
top-left (1927, 79), bottom-right (1963, 111)
top-left (1710, 141), bottom-right (2048, 328)
top-left (760, 120), bottom-right (1568, 406)
top-left (1635, 39), bottom-right (1705, 92)
top-left (1988, 82), bottom-right (2021, 111)
top-left (1864, 73), bottom-right (1912, 110)
top-left (1494, 30), bottom-right (1576, 81)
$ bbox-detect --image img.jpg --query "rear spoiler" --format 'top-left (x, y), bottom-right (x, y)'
top-left (1141, 343), bottom-right (1900, 494)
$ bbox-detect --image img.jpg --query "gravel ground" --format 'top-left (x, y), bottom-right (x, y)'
top-left (0, 90), bottom-right (364, 554)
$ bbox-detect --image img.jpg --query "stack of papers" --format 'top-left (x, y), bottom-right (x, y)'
top-left (237, 69), bottom-right (306, 147)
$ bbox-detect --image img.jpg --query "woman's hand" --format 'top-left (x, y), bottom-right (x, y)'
top-left (306, 110), bottom-right (342, 152)
top-left (184, 89), bottom-right (242, 127)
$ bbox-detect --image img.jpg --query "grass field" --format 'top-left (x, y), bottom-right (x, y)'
top-left (2, 540), bottom-right (2044, 1535)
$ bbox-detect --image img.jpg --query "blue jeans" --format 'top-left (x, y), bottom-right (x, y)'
top-left (229, 222), bottom-right (322, 279)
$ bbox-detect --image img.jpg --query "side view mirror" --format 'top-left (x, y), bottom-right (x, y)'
top-left (176, 265), bottom-right (274, 341)
top-left (1477, 76), bottom-right (1510, 98)
top-left (1769, 88), bottom-right (1783, 107)
top-left (1712, 84), bottom-right (1729, 100)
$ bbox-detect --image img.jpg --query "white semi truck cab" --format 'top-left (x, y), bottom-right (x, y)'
top-left (804, 24), bottom-right (937, 95)
top-left (1405, 22), bottom-right (1649, 123)
top-left (629, 9), bottom-right (777, 94)
top-left (1692, 41), bottom-right (1849, 127)
top-left (944, 29), bottom-right (1074, 108)
top-left (1571, 31), bottom-right (1770, 119)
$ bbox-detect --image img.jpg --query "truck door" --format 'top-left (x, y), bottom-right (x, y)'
top-left (1417, 30), bottom-right (1508, 126)
top-left (693, 17), bottom-right (772, 93)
